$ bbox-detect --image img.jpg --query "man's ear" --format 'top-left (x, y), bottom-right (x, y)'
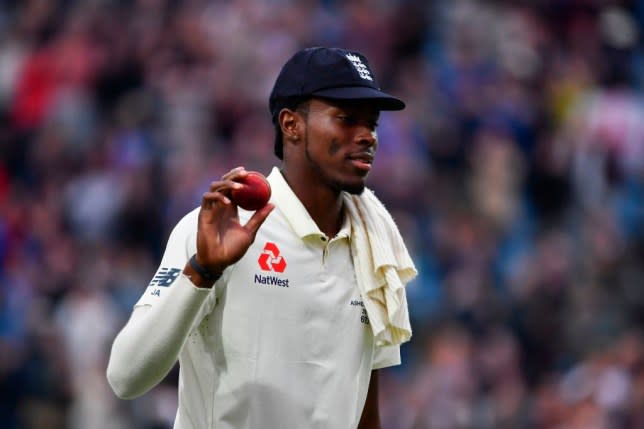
top-left (279, 108), bottom-right (302, 143)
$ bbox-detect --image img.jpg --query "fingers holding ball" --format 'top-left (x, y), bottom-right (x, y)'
top-left (230, 171), bottom-right (271, 211)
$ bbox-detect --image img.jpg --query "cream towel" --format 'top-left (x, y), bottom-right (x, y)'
top-left (343, 188), bottom-right (417, 346)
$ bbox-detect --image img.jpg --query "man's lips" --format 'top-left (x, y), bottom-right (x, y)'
top-left (347, 152), bottom-right (374, 171)
top-left (347, 151), bottom-right (374, 163)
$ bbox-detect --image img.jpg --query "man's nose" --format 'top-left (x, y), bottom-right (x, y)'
top-left (356, 125), bottom-right (377, 147)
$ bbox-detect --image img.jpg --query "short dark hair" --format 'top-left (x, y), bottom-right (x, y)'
top-left (272, 96), bottom-right (309, 159)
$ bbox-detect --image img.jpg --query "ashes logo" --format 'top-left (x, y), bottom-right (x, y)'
top-left (350, 299), bottom-right (370, 325)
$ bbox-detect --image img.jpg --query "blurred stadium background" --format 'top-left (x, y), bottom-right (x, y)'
top-left (1, 0), bottom-right (643, 428)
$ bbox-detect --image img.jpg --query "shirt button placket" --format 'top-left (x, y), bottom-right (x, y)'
top-left (321, 236), bottom-right (329, 265)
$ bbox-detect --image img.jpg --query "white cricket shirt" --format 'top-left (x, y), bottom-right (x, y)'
top-left (134, 167), bottom-right (400, 429)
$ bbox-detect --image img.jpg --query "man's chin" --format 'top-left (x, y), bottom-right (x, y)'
top-left (341, 182), bottom-right (366, 195)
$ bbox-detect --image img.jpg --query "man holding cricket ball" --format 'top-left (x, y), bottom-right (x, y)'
top-left (107, 46), bottom-right (417, 429)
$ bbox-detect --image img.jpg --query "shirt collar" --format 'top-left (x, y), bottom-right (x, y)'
top-left (267, 167), bottom-right (351, 241)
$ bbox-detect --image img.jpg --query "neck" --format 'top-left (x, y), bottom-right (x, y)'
top-left (280, 167), bottom-right (344, 238)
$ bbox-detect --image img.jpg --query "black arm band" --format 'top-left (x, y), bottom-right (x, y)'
top-left (189, 254), bottom-right (222, 282)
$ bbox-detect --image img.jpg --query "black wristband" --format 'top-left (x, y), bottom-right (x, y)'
top-left (189, 254), bottom-right (222, 282)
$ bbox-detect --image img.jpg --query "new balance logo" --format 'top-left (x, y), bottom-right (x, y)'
top-left (258, 242), bottom-right (287, 273)
top-left (345, 53), bottom-right (373, 81)
top-left (149, 267), bottom-right (181, 287)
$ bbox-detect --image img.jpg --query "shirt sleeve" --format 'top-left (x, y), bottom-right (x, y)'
top-left (107, 274), bottom-right (212, 399)
top-left (135, 207), bottom-right (200, 308)
top-left (372, 343), bottom-right (401, 369)
top-left (107, 208), bottom-right (217, 399)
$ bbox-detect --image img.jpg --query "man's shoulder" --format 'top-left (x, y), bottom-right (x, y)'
top-left (178, 206), bottom-right (201, 225)
top-left (169, 206), bottom-right (201, 237)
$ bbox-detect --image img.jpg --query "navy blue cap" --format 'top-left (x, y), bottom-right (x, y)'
top-left (269, 47), bottom-right (405, 119)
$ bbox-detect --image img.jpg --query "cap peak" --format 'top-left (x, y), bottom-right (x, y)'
top-left (269, 46), bottom-right (404, 117)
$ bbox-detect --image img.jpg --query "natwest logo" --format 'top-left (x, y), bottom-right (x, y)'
top-left (258, 242), bottom-right (287, 273)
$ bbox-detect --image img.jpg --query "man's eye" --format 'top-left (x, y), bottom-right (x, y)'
top-left (338, 115), bottom-right (357, 125)
top-left (337, 115), bottom-right (378, 130)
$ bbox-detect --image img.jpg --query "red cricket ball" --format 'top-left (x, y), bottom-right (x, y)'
top-left (230, 171), bottom-right (271, 211)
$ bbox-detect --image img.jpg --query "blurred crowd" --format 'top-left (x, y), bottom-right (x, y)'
top-left (1, 0), bottom-right (643, 428)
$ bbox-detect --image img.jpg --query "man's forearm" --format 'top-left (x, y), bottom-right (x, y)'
top-left (106, 274), bottom-right (211, 399)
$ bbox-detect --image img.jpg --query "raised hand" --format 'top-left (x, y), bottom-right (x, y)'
top-left (193, 167), bottom-right (274, 281)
